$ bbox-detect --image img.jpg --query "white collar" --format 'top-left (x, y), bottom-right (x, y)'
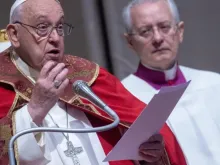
top-left (141, 62), bottom-right (178, 81)
top-left (12, 51), bottom-right (39, 83)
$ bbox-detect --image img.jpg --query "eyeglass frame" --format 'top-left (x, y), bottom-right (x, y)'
top-left (13, 21), bottom-right (74, 38)
top-left (128, 22), bottom-right (180, 42)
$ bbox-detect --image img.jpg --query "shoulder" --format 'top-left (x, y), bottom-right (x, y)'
top-left (64, 55), bottom-right (99, 85)
top-left (121, 74), bottom-right (144, 91)
top-left (180, 65), bottom-right (220, 89)
top-left (93, 67), bottom-right (120, 87)
top-left (91, 66), bottom-right (136, 97)
top-left (121, 74), bottom-right (137, 85)
top-left (64, 54), bottom-right (97, 68)
top-left (180, 65), bottom-right (220, 81)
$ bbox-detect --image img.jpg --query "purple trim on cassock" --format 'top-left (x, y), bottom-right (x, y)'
top-left (134, 63), bottom-right (187, 90)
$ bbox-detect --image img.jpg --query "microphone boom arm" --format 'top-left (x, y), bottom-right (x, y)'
top-left (8, 80), bottom-right (120, 165)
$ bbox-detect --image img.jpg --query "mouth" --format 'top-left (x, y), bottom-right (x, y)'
top-left (47, 49), bottom-right (60, 55)
top-left (152, 48), bottom-right (170, 54)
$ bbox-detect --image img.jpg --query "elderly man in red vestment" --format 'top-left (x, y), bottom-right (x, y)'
top-left (0, 0), bottom-right (183, 165)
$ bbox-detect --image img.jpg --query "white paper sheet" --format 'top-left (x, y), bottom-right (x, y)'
top-left (104, 81), bottom-right (190, 161)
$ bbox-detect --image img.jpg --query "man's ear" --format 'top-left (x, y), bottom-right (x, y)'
top-left (6, 24), bottom-right (20, 48)
top-left (124, 33), bottom-right (134, 49)
top-left (177, 21), bottom-right (184, 43)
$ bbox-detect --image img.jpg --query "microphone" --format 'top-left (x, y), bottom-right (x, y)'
top-left (73, 80), bottom-right (111, 114)
top-left (9, 80), bottom-right (119, 165)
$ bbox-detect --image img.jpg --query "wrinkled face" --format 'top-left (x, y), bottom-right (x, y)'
top-left (8, 0), bottom-right (65, 71)
top-left (125, 0), bottom-right (184, 70)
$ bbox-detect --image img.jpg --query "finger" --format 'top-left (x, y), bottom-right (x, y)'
top-left (54, 68), bottom-right (69, 83)
top-left (139, 151), bottom-right (160, 163)
top-left (40, 61), bottom-right (57, 78)
top-left (57, 78), bottom-right (69, 94)
top-left (139, 142), bottom-right (163, 150)
top-left (140, 149), bottom-right (163, 157)
top-left (47, 63), bottom-right (66, 81)
top-left (148, 134), bottom-right (163, 142)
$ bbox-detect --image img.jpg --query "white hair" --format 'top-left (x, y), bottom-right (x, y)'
top-left (122, 0), bottom-right (181, 33)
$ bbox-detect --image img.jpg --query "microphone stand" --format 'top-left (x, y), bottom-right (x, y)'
top-left (8, 80), bottom-right (120, 165)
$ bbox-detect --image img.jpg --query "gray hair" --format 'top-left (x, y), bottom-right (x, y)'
top-left (122, 0), bottom-right (180, 33)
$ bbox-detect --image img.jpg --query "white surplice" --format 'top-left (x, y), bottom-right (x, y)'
top-left (13, 53), bottom-right (109, 165)
top-left (122, 65), bottom-right (220, 165)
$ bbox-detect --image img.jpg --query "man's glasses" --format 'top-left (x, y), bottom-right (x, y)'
top-left (14, 21), bottom-right (74, 37)
top-left (129, 22), bottom-right (179, 43)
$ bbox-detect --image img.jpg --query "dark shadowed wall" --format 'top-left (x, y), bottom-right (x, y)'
top-left (1, 0), bottom-right (219, 79)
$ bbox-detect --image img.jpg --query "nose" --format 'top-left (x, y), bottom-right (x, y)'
top-left (153, 28), bottom-right (163, 42)
top-left (48, 28), bottom-right (60, 44)
top-left (152, 28), bottom-right (163, 47)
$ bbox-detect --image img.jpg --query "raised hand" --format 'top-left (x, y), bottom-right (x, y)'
top-left (28, 61), bottom-right (69, 125)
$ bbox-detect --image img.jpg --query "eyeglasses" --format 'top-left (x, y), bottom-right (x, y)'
top-left (129, 22), bottom-right (178, 42)
top-left (14, 21), bottom-right (74, 37)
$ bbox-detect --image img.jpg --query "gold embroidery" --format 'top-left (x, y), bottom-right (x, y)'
top-left (67, 69), bottom-right (96, 79)
top-left (0, 80), bottom-right (30, 103)
top-left (74, 97), bottom-right (101, 115)
top-left (119, 121), bottom-right (131, 129)
top-left (9, 52), bottom-right (99, 103)
top-left (7, 93), bottom-right (19, 118)
top-left (0, 80), bottom-right (28, 117)
top-left (88, 64), bottom-right (99, 86)
top-left (10, 51), bottom-right (35, 87)
top-left (12, 111), bottom-right (19, 165)
top-left (64, 95), bottom-right (78, 105)
top-left (0, 124), bottom-right (11, 158)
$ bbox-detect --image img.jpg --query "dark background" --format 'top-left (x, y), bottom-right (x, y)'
top-left (1, 0), bottom-right (219, 79)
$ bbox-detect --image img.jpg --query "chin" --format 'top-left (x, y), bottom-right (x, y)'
top-left (155, 55), bottom-right (171, 62)
top-left (153, 58), bottom-right (175, 69)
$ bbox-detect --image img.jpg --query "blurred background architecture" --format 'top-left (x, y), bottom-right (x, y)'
top-left (1, 0), bottom-right (220, 79)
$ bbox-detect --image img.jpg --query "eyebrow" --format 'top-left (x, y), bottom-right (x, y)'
top-left (35, 15), bottom-right (47, 21)
top-left (136, 25), bottom-right (152, 31)
top-left (34, 15), bottom-right (65, 24)
top-left (138, 21), bottom-right (172, 28)
top-left (58, 16), bottom-right (65, 22)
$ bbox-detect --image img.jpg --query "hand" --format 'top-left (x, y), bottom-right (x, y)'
top-left (139, 134), bottom-right (164, 163)
top-left (28, 61), bottom-right (69, 125)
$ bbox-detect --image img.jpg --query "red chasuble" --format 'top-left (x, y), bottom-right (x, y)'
top-left (0, 51), bottom-right (179, 165)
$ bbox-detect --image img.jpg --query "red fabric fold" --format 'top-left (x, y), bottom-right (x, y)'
top-left (0, 85), bottom-right (16, 119)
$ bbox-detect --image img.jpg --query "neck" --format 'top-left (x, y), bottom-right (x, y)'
top-left (141, 62), bottom-right (178, 81)
top-left (141, 60), bottom-right (176, 71)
